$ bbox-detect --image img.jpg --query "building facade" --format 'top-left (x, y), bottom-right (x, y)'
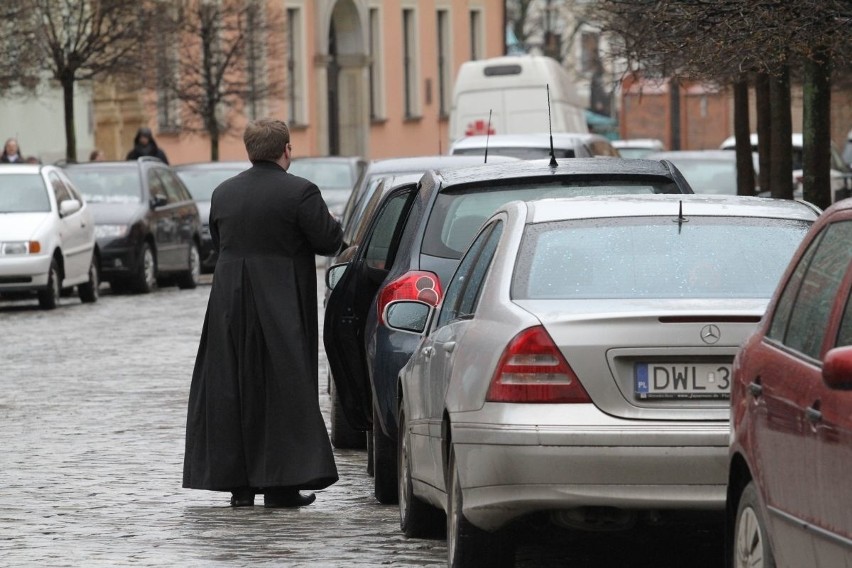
top-left (94, 0), bottom-right (505, 164)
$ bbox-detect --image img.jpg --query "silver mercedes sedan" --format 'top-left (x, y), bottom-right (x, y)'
top-left (390, 194), bottom-right (820, 567)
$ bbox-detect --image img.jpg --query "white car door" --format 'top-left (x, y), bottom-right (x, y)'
top-left (48, 172), bottom-right (93, 284)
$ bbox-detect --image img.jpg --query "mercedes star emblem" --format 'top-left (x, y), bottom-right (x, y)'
top-left (700, 324), bottom-right (721, 345)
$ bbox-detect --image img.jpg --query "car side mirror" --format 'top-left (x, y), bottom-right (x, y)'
top-left (59, 199), bottom-right (81, 216)
top-left (326, 263), bottom-right (348, 290)
top-left (822, 345), bottom-right (852, 390)
top-left (151, 194), bottom-right (168, 208)
top-left (383, 300), bottom-right (432, 335)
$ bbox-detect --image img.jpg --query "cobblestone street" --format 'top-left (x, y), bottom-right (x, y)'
top-left (0, 272), bottom-right (724, 567)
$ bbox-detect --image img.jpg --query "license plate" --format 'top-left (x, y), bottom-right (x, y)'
top-left (634, 362), bottom-right (731, 400)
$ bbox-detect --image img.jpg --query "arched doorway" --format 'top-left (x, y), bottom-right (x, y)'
top-left (324, 0), bottom-right (368, 157)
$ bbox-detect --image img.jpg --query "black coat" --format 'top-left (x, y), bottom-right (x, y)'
top-left (183, 160), bottom-right (342, 492)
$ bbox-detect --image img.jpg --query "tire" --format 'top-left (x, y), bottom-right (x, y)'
top-left (176, 242), bottom-right (201, 290)
top-left (733, 481), bottom-right (775, 568)
top-left (330, 376), bottom-right (367, 449)
top-left (447, 446), bottom-right (513, 568)
top-left (78, 256), bottom-right (99, 303)
top-left (398, 402), bottom-right (445, 537)
top-left (37, 259), bottom-right (61, 310)
top-left (131, 242), bottom-right (157, 294)
top-left (373, 404), bottom-right (398, 504)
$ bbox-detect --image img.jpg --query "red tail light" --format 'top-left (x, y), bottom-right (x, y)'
top-left (486, 326), bottom-right (591, 404)
top-left (377, 271), bottom-right (442, 325)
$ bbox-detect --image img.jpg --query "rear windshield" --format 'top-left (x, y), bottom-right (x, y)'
top-left (65, 169), bottom-right (141, 204)
top-left (288, 161), bottom-right (354, 190)
top-left (177, 168), bottom-right (245, 201)
top-left (513, 216), bottom-right (811, 299)
top-left (0, 174), bottom-right (49, 213)
top-left (453, 147), bottom-right (575, 160)
top-left (422, 179), bottom-right (682, 258)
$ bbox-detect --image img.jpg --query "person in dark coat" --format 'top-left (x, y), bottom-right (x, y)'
top-left (125, 127), bottom-right (169, 164)
top-left (183, 118), bottom-right (342, 508)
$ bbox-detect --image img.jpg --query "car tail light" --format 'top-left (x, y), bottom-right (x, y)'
top-left (486, 326), bottom-right (591, 404)
top-left (377, 271), bottom-right (442, 325)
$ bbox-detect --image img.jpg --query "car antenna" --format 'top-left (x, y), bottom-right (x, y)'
top-left (547, 84), bottom-right (558, 168)
top-left (674, 200), bottom-right (688, 233)
top-left (484, 109), bottom-right (493, 164)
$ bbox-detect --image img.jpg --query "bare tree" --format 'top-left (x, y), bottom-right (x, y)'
top-left (151, 0), bottom-right (285, 161)
top-left (5, 0), bottom-right (147, 162)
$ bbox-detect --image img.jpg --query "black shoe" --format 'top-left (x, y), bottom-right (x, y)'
top-left (230, 488), bottom-right (255, 507)
top-left (264, 490), bottom-right (316, 508)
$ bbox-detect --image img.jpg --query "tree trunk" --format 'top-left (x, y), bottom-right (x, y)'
top-left (768, 65), bottom-right (793, 199)
top-left (210, 124), bottom-right (219, 161)
top-left (669, 80), bottom-right (681, 150)
top-left (61, 76), bottom-right (77, 162)
top-left (755, 73), bottom-right (771, 196)
top-left (733, 78), bottom-right (755, 196)
top-left (802, 46), bottom-right (832, 210)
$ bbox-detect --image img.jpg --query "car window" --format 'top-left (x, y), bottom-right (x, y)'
top-left (177, 168), bottom-right (245, 201)
top-left (363, 189), bottom-right (413, 270)
top-left (49, 172), bottom-right (72, 204)
top-left (64, 168), bottom-right (142, 204)
top-left (0, 174), bottom-right (50, 213)
top-left (148, 170), bottom-right (168, 202)
top-left (512, 216), bottom-right (811, 300)
top-left (781, 221), bottom-right (852, 359)
top-left (436, 223), bottom-right (498, 328)
top-left (157, 169), bottom-right (191, 203)
top-left (836, 289), bottom-right (852, 348)
top-left (423, 179), bottom-right (684, 259)
top-left (343, 175), bottom-right (384, 245)
top-left (456, 222), bottom-right (503, 319)
top-left (767, 231), bottom-right (824, 342)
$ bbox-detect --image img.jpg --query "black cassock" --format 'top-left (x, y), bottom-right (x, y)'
top-left (183, 160), bottom-right (342, 492)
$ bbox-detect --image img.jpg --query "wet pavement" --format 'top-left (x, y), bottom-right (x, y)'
top-left (0, 272), bottom-right (724, 567)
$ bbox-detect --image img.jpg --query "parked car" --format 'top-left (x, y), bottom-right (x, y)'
top-left (449, 132), bottom-right (620, 160)
top-left (727, 197), bottom-right (852, 568)
top-left (63, 158), bottom-right (202, 293)
top-left (288, 156), bottom-right (367, 220)
top-left (646, 150), bottom-right (759, 195)
top-left (720, 133), bottom-right (852, 202)
top-left (0, 164), bottom-right (99, 309)
top-left (324, 158), bottom-right (697, 504)
top-left (612, 138), bottom-right (666, 159)
top-left (388, 194), bottom-right (819, 566)
top-left (174, 161), bottom-right (251, 273)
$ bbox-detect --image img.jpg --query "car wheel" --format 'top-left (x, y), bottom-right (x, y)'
top-left (734, 481), bottom-right (776, 568)
top-left (78, 256), bottom-right (99, 303)
top-left (176, 242), bottom-right (201, 290)
top-left (373, 404), bottom-right (398, 504)
top-left (398, 402), bottom-right (444, 537)
top-left (330, 376), bottom-right (367, 449)
top-left (131, 242), bottom-right (157, 294)
top-left (37, 259), bottom-right (61, 310)
top-left (447, 446), bottom-right (513, 568)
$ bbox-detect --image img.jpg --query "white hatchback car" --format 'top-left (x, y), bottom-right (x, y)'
top-left (0, 164), bottom-right (98, 309)
top-left (391, 194), bottom-right (819, 567)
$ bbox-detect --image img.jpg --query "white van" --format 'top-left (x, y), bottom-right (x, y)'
top-left (448, 55), bottom-right (588, 145)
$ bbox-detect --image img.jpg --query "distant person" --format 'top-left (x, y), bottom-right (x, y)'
top-left (126, 127), bottom-right (169, 164)
top-left (24, 156), bottom-right (40, 164)
top-left (183, 118), bottom-right (342, 508)
top-left (89, 149), bottom-right (105, 161)
top-left (0, 138), bottom-right (24, 163)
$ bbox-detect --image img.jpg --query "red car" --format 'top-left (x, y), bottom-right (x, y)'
top-left (727, 198), bottom-right (852, 567)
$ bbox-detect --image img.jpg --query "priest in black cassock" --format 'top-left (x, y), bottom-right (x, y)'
top-left (183, 118), bottom-right (342, 508)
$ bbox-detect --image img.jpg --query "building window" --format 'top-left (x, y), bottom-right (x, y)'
top-left (437, 9), bottom-right (451, 118)
top-left (245, 1), bottom-right (267, 120)
top-left (286, 7), bottom-right (306, 125)
top-left (402, 8), bottom-right (420, 119)
top-left (469, 9), bottom-right (482, 61)
top-left (369, 7), bottom-right (385, 121)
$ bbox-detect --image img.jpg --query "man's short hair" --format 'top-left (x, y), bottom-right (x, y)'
top-left (243, 118), bottom-right (290, 162)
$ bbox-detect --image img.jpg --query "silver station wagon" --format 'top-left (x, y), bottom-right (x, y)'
top-left (390, 194), bottom-right (820, 567)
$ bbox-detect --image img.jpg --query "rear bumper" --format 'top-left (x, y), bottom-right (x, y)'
top-left (450, 405), bottom-right (728, 530)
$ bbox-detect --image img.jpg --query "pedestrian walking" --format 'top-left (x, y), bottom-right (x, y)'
top-left (0, 138), bottom-right (24, 163)
top-left (125, 127), bottom-right (169, 164)
top-left (183, 118), bottom-right (342, 508)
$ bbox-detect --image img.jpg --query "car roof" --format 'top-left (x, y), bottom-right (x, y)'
top-left (366, 154), bottom-right (517, 175)
top-left (451, 132), bottom-right (605, 150)
top-left (720, 133), bottom-right (805, 148)
top-left (517, 194), bottom-right (820, 224)
top-left (63, 160), bottom-right (158, 170)
top-left (0, 164), bottom-right (44, 174)
top-left (173, 161), bottom-right (252, 170)
top-left (646, 150), bottom-right (740, 161)
top-left (431, 157), bottom-right (681, 187)
top-left (611, 138), bottom-right (664, 149)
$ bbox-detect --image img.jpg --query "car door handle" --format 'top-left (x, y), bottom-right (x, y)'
top-left (805, 406), bottom-right (822, 423)
top-left (422, 346), bottom-right (435, 359)
top-left (747, 382), bottom-right (763, 397)
top-left (442, 341), bottom-right (456, 353)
